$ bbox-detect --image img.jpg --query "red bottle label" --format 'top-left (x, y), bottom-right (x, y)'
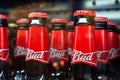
top-left (108, 32), bottom-right (118, 60)
top-left (72, 26), bottom-right (97, 67)
top-left (95, 30), bottom-right (109, 64)
top-left (68, 31), bottom-right (74, 55)
top-left (118, 34), bottom-right (120, 56)
top-left (0, 49), bottom-right (9, 62)
top-left (96, 50), bottom-right (109, 64)
top-left (68, 48), bottom-right (72, 55)
top-left (109, 48), bottom-right (118, 60)
top-left (0, 27), bottom-right (9, 62)
top-left (25, 26), bottom-right (49, 64)
top-left (26, 48), bottom-right (49, 63)
top-left (14, 46), bottom-right (27, 57)
top-left (71, 49), bottom-right (96, 66)
top-left (49, 48), bottom-right (68, 60)
top-left (50, 30), bottom-right (68, 61)
top-left (15, 30), bottom-right (28, 57)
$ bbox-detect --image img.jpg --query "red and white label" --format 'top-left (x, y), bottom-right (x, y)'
top-left (49, 48), bottom-right (68, 60)
top-left (14, 46), bottom-right (27, 57)
top-left (109, 48), bottom-right (118, 60)
top-left (96, 50), bottom-right (109, 64)
top-left (71, 49), bottom-right (97, 66)
top-left (26, 48), bottom-right (49, 64)
top-left (68, 48), bottom-right (72, 55)
top-left (0, 49), bottom-right (9, 62)
top-left (118, 48), bottom-right (120, 56)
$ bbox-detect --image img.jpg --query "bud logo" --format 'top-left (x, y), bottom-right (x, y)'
top-left (26, 48), bottom-right (49, 63)
top-left (71, 49), bottom-right (97, 66)
top-left (0, 49), bottom-right (9, 62)
top-left (49, 48), bottom-right (68, 60)
top-left (96, 50), bottom-right (109, 64)
top-left (15, 46), bottom-right (27, 57)
top-left (68, 48), bottom-right (72, 55)
top-left (109, 48), bottom-right (118, 60)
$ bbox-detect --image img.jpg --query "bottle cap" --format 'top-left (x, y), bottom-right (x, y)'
top-left (28, 12), bottom-right (48, 18)
top-left (51, 18), bottom-right (68, 24)
top-left (16, 18), bottom-right (29, 24)
top-left (94, 17), bottom-right (108, 22)
top-left (107, 21), bottom-right (116, 26)
top-left (74, 10), bottom-right (96, 17)
top-left (0, 14), bottom-right (8, 20)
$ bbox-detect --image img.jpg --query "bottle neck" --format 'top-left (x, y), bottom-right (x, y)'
top-left (107, 25), bottom-right (115, 32)
top-left (95, 22), bottom-right (107, 30)
top-left (0, 19), bottom-right (8, 27)
top-left (74, 16), bottom-right (95, 26)
top-left (18, 24), bottom-right (28, 29)
top-left (29, 18), bottom-right (47, 27)
top-left (117, 28), bottom-right (120, 34)
top-left (51, 23), bottom-right (66, 30)
top-left (68, 26), bottom-right (74, 32)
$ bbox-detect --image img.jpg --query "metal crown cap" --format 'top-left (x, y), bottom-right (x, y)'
top-left (107, 21), bottom-right (116, 26)
top-left (67, 21), bottom-right (74, 27)
top-left (51, 18), bottom-right (68, 24)
top-left (28, 12), bottom-right (48, 18)
top-left (74, 10), bottom-right (96, 17)
top-left (94, 17), bottom-right (108, 22)
top-left (16, 18), bottom-right (29, 24)
top-left (0, 14), bottom-right (8, 20)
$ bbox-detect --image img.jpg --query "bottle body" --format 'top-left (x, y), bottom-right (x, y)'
top-left (25, 12), bottom-right (49, 80)
top-left (107, 21), bottom-right (118, 79)
top-left (67, 30), bottom-right (74, 80)
top-left (72, 10), bottom-right (97, 80)
top-left (94, 17), bottom-right (109, 80)
top-left (26, 26), bottom-right (49, 80)
top-left (49, 30), bottom-right (68, 80)
top-left (72, 25), bottom-right (97, 80)
top-left (0, 15), bottom-right (9, 80)
top-left (49, 18), bottom-right (68, 80)
top-left (14, 29), bottom-right (28, 80)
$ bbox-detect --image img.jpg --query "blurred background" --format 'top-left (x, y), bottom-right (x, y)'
top-left (0, 0), bottom-right (120, 24)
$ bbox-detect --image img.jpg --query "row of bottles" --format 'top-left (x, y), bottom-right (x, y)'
top-left (0, 10), bottom-right (120, 80)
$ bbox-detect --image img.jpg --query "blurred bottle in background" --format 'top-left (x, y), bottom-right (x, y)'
top-left (71, 10), bottom-right (97, 80)
top-left (25, 12), bottom-right (49, 80)
top-left (49, 18), bottom-right (68, 80)
top-left (94, 17), bottom-right (109, 80)
top-left (67, 21), bottom-right (74, 80)
top-left (107, 21), bottom-right (118, 79)
top-left (14, 18), bottom-right (29, 80)
top-left (8, 22), bottom-right (18, 80)
top-left (0, 14), bottom-right (10, 80)
top-left (117, 26), bottom-right (120, 55)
